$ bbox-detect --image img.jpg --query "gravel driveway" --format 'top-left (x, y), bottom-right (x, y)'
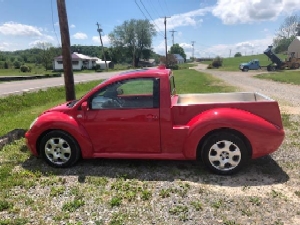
top-left (1, 65), bottom-right (300, 225)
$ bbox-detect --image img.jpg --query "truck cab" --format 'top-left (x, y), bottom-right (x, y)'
top-left (239, 59), bottom-right (260, 71)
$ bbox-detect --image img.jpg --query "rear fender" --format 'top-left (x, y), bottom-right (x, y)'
top-left (33, 112), bottom-right (94, 158)
top-left (182, 108), bottom-right (283, 159)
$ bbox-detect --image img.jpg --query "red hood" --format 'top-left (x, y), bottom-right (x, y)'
top-left (43, 102), bottom-right (72, 114)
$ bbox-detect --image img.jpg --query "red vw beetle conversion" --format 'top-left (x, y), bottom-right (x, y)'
top-left (25, 66), bottom-right (284, 175)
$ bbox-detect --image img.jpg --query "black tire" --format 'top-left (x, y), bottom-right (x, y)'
top-left (201, 131), bottom-right (249, 175)
top-left (243, 67), bottom-right (249, 72)
top-left (40, 130), bottom-right (81, 168)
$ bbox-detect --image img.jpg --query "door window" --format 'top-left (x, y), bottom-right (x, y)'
top-left (90, 78), bottom-right (158, 109)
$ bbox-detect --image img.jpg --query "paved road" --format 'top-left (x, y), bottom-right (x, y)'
top-left (0, 71), bottom-right (121, 96)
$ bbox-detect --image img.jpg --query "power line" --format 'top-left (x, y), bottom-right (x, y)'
top-left (135, 0), bottom-right (164, 37)
top-left (50, 0), bottom-right (61, 47)
top-left (139, 0), bottom-right (164, 36)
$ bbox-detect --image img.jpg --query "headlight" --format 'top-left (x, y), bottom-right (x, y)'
top-left (29, 117), bottom-right (38, 130)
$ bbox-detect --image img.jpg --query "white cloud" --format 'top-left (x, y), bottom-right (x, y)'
top-left (0, 22), bottom-right (42, 36)
top-left (0, 42), bottom-right (10, 51)
top-left (54, 22), bottom-right (59, 26)
top-left (72, 32), bottom-right (88, 40)
top-left (92, 35), bottom-right (110, 46)
top-left (153, 7), bottom-right (212, 31)
top-left (70, 24), bottom-right (76, 28)
top-left (212, 0), bottom-right (300, 24)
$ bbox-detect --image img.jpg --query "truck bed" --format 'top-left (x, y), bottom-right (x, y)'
top-left (176, 92), bottom-right (271, 105)
top-left (171, 92), bottom-right (282, 128)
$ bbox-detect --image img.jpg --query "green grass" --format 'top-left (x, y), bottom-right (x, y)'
top-left (255, 70), bottom-right (300, 85)
top-left (173, 69), bottom-right (236, 93)
top-left (202, 53), bottom-right (286, 71)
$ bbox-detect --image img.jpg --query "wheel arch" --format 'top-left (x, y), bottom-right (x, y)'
top-left (196, 127), bottom-right (252, 160)
top-left (36, 129), bottom-right (83, 158)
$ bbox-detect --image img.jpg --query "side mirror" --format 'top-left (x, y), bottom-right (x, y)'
top-left (81, 101), bottom-right (88, 111)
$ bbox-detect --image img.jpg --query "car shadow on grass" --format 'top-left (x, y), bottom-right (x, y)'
top-left (21, 153), bottom-right (289, 187)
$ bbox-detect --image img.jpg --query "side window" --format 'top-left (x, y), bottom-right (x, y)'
top-left (90, 78), bottom-right (158, 109)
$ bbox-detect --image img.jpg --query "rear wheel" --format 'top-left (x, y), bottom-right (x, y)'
top-left (40, 130), bottom-right (81, 168)
top-left (201, 131), bottom-right (249, 175)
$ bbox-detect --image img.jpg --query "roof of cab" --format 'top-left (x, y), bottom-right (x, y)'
top-left (108, 65), bottom-right (171, 82)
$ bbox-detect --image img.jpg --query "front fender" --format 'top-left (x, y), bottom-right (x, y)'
top-left (182, 108), bottom-right (284, 159)
top-left (29, 112), bottom-right (94, 158)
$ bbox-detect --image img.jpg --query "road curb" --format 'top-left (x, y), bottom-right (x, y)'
top-left (0, 129), bottom-right (27, 150)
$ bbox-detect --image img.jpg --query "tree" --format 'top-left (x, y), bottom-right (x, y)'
top-left (234, 52), bottom-right (242, 57)
top-left (34, 42), bottom-right (56, 70)
top-left (109, 19), bottom-right (156, 67)
top-left (160, 54), bottom-right (177, 66)
top-left (169, 44), bottom-right (186, 62)
top-left (273, 15), bottom-right (300, 53)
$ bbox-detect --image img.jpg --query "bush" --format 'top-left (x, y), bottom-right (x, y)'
top-left (168, 64), bottom-right (179, 70)
top-left (20, 65), bottom-right (30, 72)
top-left (13, 61), bottom-right (21, 69)
top-left (207, 64), bottom-right (213, 69)
top-left (212, 56), bottom-right (223, 68)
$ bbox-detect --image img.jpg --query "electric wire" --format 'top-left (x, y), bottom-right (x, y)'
top-left (50, 0), bottom-right (61, 47)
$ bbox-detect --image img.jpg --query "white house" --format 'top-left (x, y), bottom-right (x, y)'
top-left (53, 53), bottom-right (113, 71)
top-left (288, 36), bottom-right (300, 58)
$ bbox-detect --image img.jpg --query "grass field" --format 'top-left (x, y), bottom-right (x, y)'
top-left (255, 70), bottom-right (300, 85)
top-left (202, 53), bottom-right (287, 71)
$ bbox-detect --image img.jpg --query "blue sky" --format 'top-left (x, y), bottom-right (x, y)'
top-left (1, 0), bottom-right (300, 58)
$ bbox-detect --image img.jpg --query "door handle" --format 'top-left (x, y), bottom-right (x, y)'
top-left (146, 114), bottom-right (158, 119)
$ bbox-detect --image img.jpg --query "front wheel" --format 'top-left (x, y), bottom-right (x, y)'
top-left (40, 130), bottom-right (81, 168)
top-left (242, 67), bottom-right (249, 72)
top-left (201, 131), bottom-right (249, 175)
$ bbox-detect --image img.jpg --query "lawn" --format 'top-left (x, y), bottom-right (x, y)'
top-left (255, 70), bottom-right (300, 85)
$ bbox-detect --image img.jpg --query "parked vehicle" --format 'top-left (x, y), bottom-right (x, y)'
top-left (264, 46), bottom-right (300, 71)
top-left (25, 65), bottom-right (285, 175)
top-left (239, 59), bottom-right (261, 71)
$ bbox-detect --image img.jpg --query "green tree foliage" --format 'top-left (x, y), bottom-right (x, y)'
top-left (109, 19), bottom-right (156, 67)
top-left (273, 15), bottom-right (300, 53)
top-left (13, 61), bottom-right (21, 69)
top-left (4, 61), bottom-right (8, 69)
top-left (169, 43), bottom-right (186, 62)
top-left (34, 42), bottom-right (59, 70)
top-left (234, 52), bottom-right (242, 57)
top-left (160, 54), bottom-right (177, 66)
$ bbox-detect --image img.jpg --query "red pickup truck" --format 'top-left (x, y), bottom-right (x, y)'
top-left (25, 66), bottom-right (284, 175)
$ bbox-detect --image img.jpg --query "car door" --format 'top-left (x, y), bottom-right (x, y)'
top-left (82, 77), bottom-right (161, 153)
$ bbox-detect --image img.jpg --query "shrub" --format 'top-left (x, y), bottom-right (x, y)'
top-left (13, 61), bottom-right (21, 69)
top-left (169, 64), bottom-right (179, 70)
top-left (212, 56), bottom-right (223, 68)
top-left (20, 65), bottom-right (30, 72)
top-left (207, 64), bottom-right (213, 69)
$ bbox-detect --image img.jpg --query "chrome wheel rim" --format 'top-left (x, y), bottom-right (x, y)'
top-left (44, 137), bottom-right (71, 165)
top-left (208, 140), bottom-right (241, 171)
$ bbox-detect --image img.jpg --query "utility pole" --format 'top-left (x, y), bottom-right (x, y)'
top-left (162, 16), bottom-right (170, 67)
top-left (169, 29), bottom-right (177, 45)
top-left (229, 49), bottom-right (231, 57)
top-left (56, 0), bottom-right (75, 101)
top-left (191, 41), bottom-right (195, 60)
top-left (96, 22), bottom-right (108, 71)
